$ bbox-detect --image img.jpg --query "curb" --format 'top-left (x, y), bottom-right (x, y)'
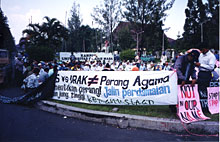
top-left (35, 100), bottom-right (219, 134)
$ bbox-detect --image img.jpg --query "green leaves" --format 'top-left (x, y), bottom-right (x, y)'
top-left (120, 49), bottom-right (135, 61)
top-left (22, 16), bottom-right (69, 51)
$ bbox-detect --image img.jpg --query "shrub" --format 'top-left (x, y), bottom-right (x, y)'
top-left (120, 49), bottom-right (135, 61)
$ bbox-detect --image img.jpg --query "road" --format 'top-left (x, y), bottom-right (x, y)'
top-left (0, 87), bottom-right (219, 141)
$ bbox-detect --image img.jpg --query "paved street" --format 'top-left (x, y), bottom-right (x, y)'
top-left (0, 87), bottom-right (219, 141)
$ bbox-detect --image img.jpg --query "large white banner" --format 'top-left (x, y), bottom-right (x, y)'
top-left (53, 71), bottom-right (178, 105)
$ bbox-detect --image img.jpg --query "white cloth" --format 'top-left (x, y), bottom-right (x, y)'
top-left (199, 50), bottom-right (216, 71)
top-left (160, 55), bottom-right (167, 64)
top-left (39, 71), bottom-right (49, 82)
top-left (23, 73), bottom-right (39, 89)
top-left (125, 64), bottom-right (132, 71)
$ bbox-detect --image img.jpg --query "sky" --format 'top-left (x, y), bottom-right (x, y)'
top-left (1, 0), bottom-right (188, 44)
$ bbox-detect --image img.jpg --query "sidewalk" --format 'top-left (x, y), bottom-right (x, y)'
top-left (35, 100), bottom-right (219, 135)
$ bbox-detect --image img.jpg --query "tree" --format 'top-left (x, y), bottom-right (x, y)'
top-left (22, 23), bottom-right (44, 46)
top-left (122, 0), bottom-right (174, 53)
top-left (22, 16), bottom-right (68, 52)
top-left (22, 16), bottom-right (68, 61)
top-left (205, 0), bottom-right (219, 49)
top-left (26, 46), bottom-right (54, 62)
top-left (182, 0), bottom-right (209, 49)
top-left (116, 26), bottom-right (135, 51)
top-left (0, 9), bottom-right (15, 53)
top-left (41, 16), bottom-right (69, 51)
top-left (91, 0), bottom-right (122, 52)
top-left (67, 1), bottom-right (82, 52)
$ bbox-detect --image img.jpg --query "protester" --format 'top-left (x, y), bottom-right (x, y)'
top-left (162, 61), bottom-right (171, 71)
top-left (174, 50), bottom-right (200, 86)
top-left (195, 44), bottom-right (216, 86)
top-left (214, 50), bottom-right (219, 61)
top-left (39, 68), bottom-right (49, 83)
top-left (23, 67), bottom-right (40, 92)
top-left (102, 63), bottom-right (114, 71)
top-left (160, 52), bottom-right (167, 65)
top-left (83, 62), bottom-right (91, 71)
top-left (195, 43), bottom-right (216, 112)
top-left (15, 54), bottom-right (24, 86)
top-left (125, 61), bottom-right (132, 71)
top-left (96, 62), bottom-right (104, 71)
top-left (139, 63), bottom-right (146, 71)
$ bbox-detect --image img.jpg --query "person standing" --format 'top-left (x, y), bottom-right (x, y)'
top-left (15, 54), bottom-right (24, 86)
top-left (160, 52), bottom-right (167, 65)
top-left (195, 44), bottom-right (216, 111)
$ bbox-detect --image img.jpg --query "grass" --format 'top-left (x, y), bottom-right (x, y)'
top-left (51, 100), bottom-right (219, 122)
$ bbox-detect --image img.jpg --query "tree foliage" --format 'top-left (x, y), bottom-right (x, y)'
top-left (22, 16), bottom-right (68, 52)
top-left (116, 26), bottom-right (135, 51)
top-left (182, 0), bottom-right (219, 50)
top-left (67, 2), bottom-right (82, 52)
top-left (91, 0), bottom-right (122, 51)
top-left (0, 9), bottom-right (15, 54)
top-left (122, 0), bottom-right (174, 53)
top-left (21, 16), bottom-right (68, 61)
top-left (26, 45), bottom-right (54, 62)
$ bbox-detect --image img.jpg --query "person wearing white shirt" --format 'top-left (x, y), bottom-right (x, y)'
top-left (162, 61), bottom-right (171, 71)
top-left (195, 47), bottom-right (216, 84)
top-left (23, 67), bottom-right (40, 92)
top-left (160, 52), bottom-right (167, 65)
top-left (96, 63), bottom-right (104, 71)
top-left (195, 45), bottom-right (216, 111)
top-left (139, 63), bottom-right (146, 71)
top-left (125, 61), bottom-right (132, 71)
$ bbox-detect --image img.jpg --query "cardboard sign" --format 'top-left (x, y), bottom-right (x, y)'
top-left (178, 85), bottom-right (210, 123)
top-left (207, 87), bottom-right (219, 114)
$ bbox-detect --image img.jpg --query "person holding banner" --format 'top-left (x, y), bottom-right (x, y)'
top-left (174, 50), bottom-right (200, 86)
top-left (171, 50), bottom-right (200, 113)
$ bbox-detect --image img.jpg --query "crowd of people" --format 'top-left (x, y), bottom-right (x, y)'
top-left (14, 46), bottom-right (219, 92)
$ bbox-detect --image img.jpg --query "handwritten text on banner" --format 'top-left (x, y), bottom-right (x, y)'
top-left (53, 71), bottom-right (178, 105)
top-left (178, 85), bottom-right (210, 123)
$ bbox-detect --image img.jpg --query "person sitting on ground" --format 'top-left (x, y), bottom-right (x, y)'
top-left (102, 63), bottom-right (114, 71)
top-left (162, 61), bottom-right (171, 71)
top-left (23, 67), bottom-right (40, 92)
top-left (39, 68), bottom-right (49, 83)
